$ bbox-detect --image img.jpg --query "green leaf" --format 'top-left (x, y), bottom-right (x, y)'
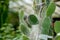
top-left (46, 2), bottom-right (56, 17)
top-left (18, 35), bottom-right (29, 40)
top-left (20, 24), bottom-right (30, 35)
top-left (0, 0), bottom-right (9, 27)
top-left (54, 21), bottom-right (60, 33)
top-left (22, 35), bottom-right (29, 40)
top-left (28, 15), bottom-right (39, 25)
top-left (19, 10), bottom-right (24, 20)
top-left (42, 17), bottom-right (51, 34)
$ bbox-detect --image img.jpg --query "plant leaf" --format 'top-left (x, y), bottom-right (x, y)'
top-left (22, 35), bottom-right (29, 40)
top-left (54, 21), bottom-right (60, 33)
top-left (0, 0), bottom-right (9, 27)
top-left (42, 17), bottom-right (51, 34)
top-left (46, 2), bottom-right (56, 17)
top-left (20, 24), bottom-right (30, 36)
top-left (19, 10), bottom-right (24, 20)
top-left (28, 15), bottom-right (39, 25)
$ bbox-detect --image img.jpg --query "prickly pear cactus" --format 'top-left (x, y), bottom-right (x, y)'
top-left (42, 1), bottom-right (56, 35)
top-left (54, 21), bottom-right (60, 40)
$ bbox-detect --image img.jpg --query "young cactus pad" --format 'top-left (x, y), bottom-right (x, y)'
top-left (20, 24), bottom-right (30, 35)
top-left (54, 21), bottom-right (60, 33)
top-left (42, 17), bottom-right (51, 34)
top-left (28, 15), bottom-right (39, 25)
top-left (46, 2), bottom-right (56, 17)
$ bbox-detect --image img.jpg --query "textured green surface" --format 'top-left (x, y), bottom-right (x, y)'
top-left (20, 24), bottom-right (30, 35)
top-left (20, 10), bottom-right (24, 20)
top-left (28, 15), bottom-right (39, 25)
top-left (42, 17), bottom-right (51, 34)
top-left (54, 21), bottom-right (60, 33)
top-left (46, 2), bottom-right (56, 17)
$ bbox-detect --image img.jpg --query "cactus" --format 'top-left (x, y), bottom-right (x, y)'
top-left (0, 0), bottom-right (58, 40)
top-left (54, 21), bottom-right (60, 40)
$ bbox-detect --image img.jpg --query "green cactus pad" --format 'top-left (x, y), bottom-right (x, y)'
top-left (54, 21), bottom-right (60, 33)
top-left (46, 2), bottom-right (56, 17)
top-left (28, 15), bottom-right (39, 25)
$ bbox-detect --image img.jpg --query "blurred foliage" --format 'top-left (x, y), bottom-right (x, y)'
top-left (0, 0), bottom-right (60, 40)
top-left (0, 0), bottom-right (9, 27)
top-left (0, 0), bottom-right (29, 40)
top-left (54, 21), bottom-right (60, 40)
